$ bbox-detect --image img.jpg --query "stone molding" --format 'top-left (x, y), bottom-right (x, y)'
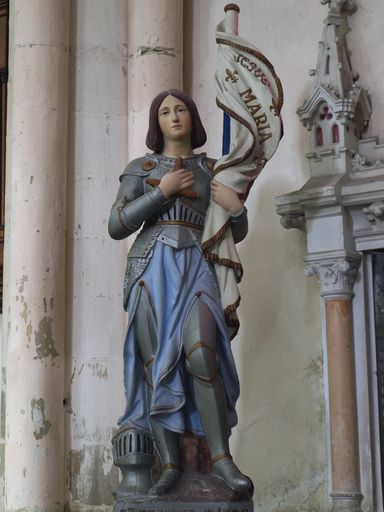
top-left (330, 492), bottom-right (363, 512)
top-left (304, 252), bottom-right (361, 299)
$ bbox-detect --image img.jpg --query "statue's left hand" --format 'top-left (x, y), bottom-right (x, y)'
top-left (211, 180), bottom-right (243, 215)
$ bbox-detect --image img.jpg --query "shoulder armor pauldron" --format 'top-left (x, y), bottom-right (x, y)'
top-left (203, 157), bottom-right (216, 174)
top-left (119, 155), bottom-right (159, 181)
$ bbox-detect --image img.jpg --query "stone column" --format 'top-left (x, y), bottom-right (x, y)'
top-left (305, 253), bottom-right (363, 512)
top-left (64, 1), bottom-right (128, 508)
top-left (127, 0), bottom-right (183, 159)
top-left (3, 1), bottom-right (70, 510)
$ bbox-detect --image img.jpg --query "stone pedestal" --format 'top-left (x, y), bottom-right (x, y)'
top-left (114, 487), bottom-right (253, 512)
top-left (113, 434), bottom-right (253, 512)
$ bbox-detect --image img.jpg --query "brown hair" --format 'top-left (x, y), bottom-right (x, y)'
top-left (146, 89), bottom-right (207, 153)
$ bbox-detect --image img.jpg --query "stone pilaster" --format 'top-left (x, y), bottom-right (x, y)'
top-left (306, 253), bottom-right (363, 512)
top-left (3, 1), bottom-right (70, 510)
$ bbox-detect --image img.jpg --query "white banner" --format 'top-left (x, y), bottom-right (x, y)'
top-left (202, 19), bottom-right (284, 338)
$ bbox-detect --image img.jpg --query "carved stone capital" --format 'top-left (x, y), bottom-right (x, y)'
top-left (304, 253), bottom-right (361, 299)
top-left (280, 214), bottom-right (306, 232)
top-left (352, 153), bottom-right (384, 172)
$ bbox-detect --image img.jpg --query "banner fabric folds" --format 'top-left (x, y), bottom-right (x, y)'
top-left (201, 19), bottom-right (284, 339)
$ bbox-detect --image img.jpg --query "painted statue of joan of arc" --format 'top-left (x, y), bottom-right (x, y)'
top-left (108, 89), bottom-right (251, 496)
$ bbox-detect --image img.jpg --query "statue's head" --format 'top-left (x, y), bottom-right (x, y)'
top-left (146, 89), bottom-right (207, 153)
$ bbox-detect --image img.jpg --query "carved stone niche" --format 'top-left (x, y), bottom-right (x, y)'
top-left (275, 0), bottom-right (384, 257)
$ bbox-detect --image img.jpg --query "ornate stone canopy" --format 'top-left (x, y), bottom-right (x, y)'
top-left (276, 0), bottom-right (384, 257)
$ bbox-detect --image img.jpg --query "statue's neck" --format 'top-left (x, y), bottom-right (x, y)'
top-left (161, 139), bottom-right (193, 159)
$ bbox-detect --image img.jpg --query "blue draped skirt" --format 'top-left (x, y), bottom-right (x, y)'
top-left (118, 240), bottom-right (240, 436)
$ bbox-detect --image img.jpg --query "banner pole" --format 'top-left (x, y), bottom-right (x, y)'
top-left (222, 4), bottom-right (240, 155)
top-left (224, 3), bottom-right (240, 35)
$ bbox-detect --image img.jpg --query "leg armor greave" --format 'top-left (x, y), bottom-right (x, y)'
top-left (131, 284), bottom-right (183, 496)
top-left (182, 297), bottom-right (251, 494)
top-left (185, 341), bottom-right (219, 383)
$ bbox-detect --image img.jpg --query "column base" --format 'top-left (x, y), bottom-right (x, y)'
top-left (331, 493), bottom-right (363, 512)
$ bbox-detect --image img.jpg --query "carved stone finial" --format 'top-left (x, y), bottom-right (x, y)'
top-left (304, 255), bottom-right (361, 299)
top-left (320, 0), bottom-right (357, 16)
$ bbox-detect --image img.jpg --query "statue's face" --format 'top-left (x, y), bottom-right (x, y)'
top-left (158, 95), bottom-right (192, 144)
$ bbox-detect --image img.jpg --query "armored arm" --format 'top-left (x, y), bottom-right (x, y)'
top-left (108, 162), bottom-right (169, 240)
top-left (229, 206), bottom-right (248, 244)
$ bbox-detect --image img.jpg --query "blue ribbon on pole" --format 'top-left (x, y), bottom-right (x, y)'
top-left (222, 112), bottom-right (231, 156)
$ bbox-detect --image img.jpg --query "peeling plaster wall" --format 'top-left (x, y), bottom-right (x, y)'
top-left (0, 316), bottom-right (4, 507)
top-left (2, 1), bottom-right (70, 510)
top-left (64, 0), bottom-right (128, 509)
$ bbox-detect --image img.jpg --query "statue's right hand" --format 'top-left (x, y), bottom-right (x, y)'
top-left (158, 168), bottom-right (194, 199)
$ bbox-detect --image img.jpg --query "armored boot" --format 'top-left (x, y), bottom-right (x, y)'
top-left (144, 355), bottom-right (183, 496)
top-left (193, 374), bottom-right (251, 493)
top-left (183, 298), bottom-right (251, 494)
top-left (187, 346), bottom-right (251, 493)
top-left (129, 286), bottom-right (182, 496)
top-left (144, 356), bottom-right (183, 496)
top-left (148, 417), bottom-right (183, 496)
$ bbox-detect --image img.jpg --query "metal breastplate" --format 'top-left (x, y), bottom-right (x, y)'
top-left (143, 153), bottom-right (213, 249)
top-left (157, 199), bottom-right (205, 228)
